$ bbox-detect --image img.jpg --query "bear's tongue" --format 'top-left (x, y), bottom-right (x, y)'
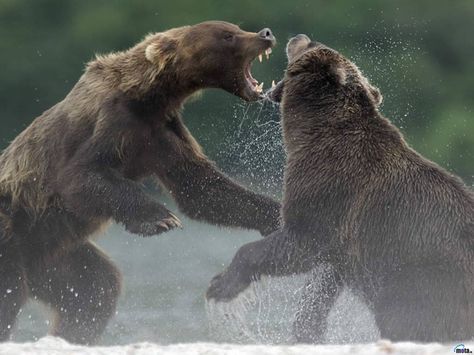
top-left (244, 48), bottom-right (274, 95)
top-left (245, 63), bottom-right (263, 93)
top-left (245, 63), bottom-right (258, 85)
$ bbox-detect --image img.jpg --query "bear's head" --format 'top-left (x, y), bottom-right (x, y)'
top-left (267, 34), bottom-right (382, 114)
top-left (144, 21), bottom-right (276, 101)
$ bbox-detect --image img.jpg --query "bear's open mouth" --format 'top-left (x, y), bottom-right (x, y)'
top-left (243, 47), bottom-right (273, 97)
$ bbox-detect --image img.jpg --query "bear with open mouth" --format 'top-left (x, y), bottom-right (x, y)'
top-left (0, 21), bottom-right (281, 344)
top-left (207, 34), bottom-right (474, 343)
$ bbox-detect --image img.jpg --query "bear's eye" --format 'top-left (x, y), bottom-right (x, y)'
top-left (223, 32), bottom-right (234, 42)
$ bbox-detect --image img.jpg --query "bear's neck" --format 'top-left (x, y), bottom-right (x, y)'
top-left (282, 95), bottom-right (404, 162)
top-left (126, 77), bottom-right (199, 119)
top-left (90, 49), bottom-right (202, 118)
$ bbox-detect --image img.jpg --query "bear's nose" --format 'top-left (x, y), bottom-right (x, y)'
top-left (258, 28), bottom-right (275, 42)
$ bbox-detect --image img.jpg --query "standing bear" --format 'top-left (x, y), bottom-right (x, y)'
top-left (0, 21), bottom-right (280, 344)
top-left (207, 34), bottom-right (474, 342)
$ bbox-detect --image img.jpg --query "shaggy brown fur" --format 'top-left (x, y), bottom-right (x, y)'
top-left (207, 34), bottom-right (474, 343)
top-left (0, 21), bottom-right (280, 344)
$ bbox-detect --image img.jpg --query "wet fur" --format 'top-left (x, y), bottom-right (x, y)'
top-left (207, 39), bottom-right (474, 342)
top-left (0, 22), bottom-right (280, 344)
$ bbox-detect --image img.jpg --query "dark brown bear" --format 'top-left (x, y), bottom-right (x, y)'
top-left (207, 34), bottom-right (474, 343)
top-left (0, 21), bottom-right (280, 344)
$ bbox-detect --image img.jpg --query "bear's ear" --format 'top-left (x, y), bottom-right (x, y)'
top-left (145, 34), bottom-right (177, 72)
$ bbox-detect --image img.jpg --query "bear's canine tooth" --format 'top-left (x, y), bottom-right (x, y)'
top-left (272, 80), bottom-right (276, 88)
top-left (258, 54), bottom-right (263, 63)
top-left (256, 82), bottom-right (264, 92)
top-left (265, 48), bottom-right (272, 59)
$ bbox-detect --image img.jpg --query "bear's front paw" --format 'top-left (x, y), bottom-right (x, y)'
top-left (125, 210), bottom-right (182, 237)
top-left (206, 268), bottom-right (252, 302)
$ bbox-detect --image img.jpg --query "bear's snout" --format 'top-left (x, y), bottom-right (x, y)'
top-left (258, 28), bottom-right (276, 44)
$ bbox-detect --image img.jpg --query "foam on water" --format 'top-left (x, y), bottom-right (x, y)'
top-left (0, 336), bottom-right (459, 355)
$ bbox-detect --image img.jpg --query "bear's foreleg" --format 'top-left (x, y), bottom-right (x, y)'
top-left (158, 117), bottom-right (281, 236)
top-left (59, 164), bottom-right (181, 237)
top-left (206, 229), bottom-right (317, 301)
top-left (164, 160), bottom-right (280, 236)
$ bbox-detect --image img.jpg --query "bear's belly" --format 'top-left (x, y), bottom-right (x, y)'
top-left (13, 206), bottom-right (111, 267)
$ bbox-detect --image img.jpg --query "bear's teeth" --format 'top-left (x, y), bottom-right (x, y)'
top-left (271, 80), bottom-right (276, 88)
top-left (256, 82), bottom-right (264, 92)
top-left (265, 48), bottom-right (272, 60)
top-left (258, 54), bottom-right (263, 63)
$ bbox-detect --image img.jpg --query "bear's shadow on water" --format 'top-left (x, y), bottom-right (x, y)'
top-left (206, 265), bottom-right (380, 344)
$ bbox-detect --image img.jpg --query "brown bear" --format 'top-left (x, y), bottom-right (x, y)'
top-left (206, 34), bottom-right (474, 343)
top-left (0, 21), bottom-right (280, 344)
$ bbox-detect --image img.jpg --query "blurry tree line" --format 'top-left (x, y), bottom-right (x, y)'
top-left (0, 0), bottom-right (472, 190)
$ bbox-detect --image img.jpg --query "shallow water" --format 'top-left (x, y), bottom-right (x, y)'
top-left (5, 202), bottom-right (467, 354)
top-left (10, 205), bottom-right (378, 345)
top-left (12, 214), bottom-right (258, 345)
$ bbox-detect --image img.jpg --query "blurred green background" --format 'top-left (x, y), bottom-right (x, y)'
top-left (0, 0), bottom-right (473, 187)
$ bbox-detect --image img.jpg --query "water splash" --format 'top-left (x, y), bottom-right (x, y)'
top-left (206, 274), bottom-right (306, 344)
top-left (217, 100), bottom-right (284, 193)
top-left (343, 22), bottom-right (424, 128)
top-left (206, 268), bottom-right (380, 344)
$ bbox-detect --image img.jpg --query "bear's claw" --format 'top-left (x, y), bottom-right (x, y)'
top-left (125, 210), bottom-right (182, 237)
top-left (206, 269), bottom-right (251, 302)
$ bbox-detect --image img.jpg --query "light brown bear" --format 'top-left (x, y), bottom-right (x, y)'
top-left (0, 21), bottom-right (280, 344)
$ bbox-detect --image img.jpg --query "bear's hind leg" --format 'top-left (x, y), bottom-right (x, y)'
top-left (0, 243), bottom-right (28, 341)
top-left (373, 265), bottom-right (469, 342)
top-left (28, 242), bottom-right (122, 345)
